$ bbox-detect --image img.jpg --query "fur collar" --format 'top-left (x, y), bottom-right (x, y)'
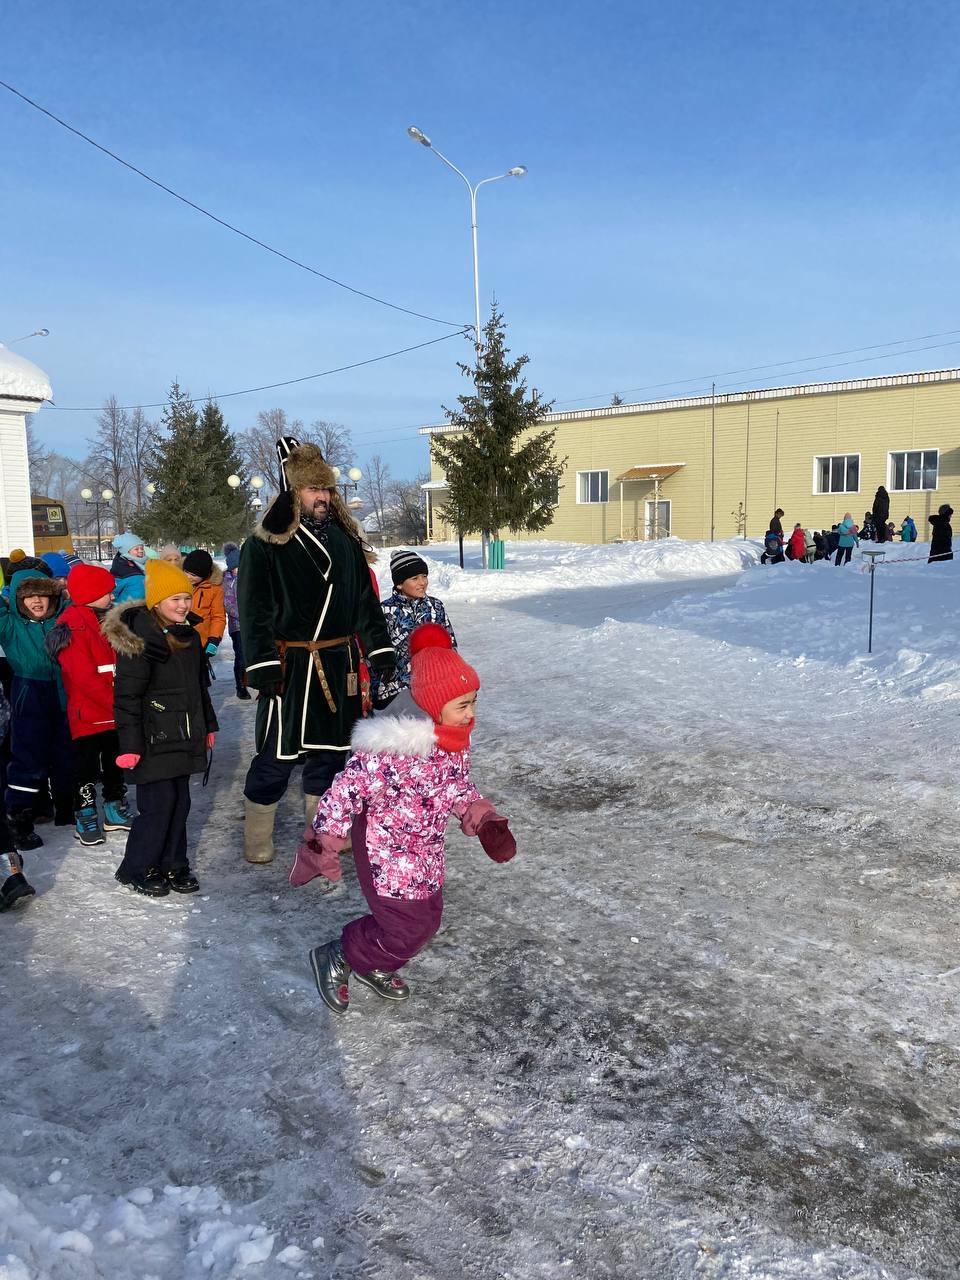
top-left (100, 601), bottom-right (148, 658)
top-left (351, 714), bottom-right (437, 758)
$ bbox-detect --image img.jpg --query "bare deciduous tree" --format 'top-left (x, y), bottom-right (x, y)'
top-left (359, 454), bottom-right (393, 539)
top-left (90, 396), bottom-right (130, 531)
top-left (239, 408), bottom-right (300, 494)
top-left (389, 474), bottom-right (428, 545)
top-left (308, 419), bottom-right (353, 473)
top-left (26, 417), bottom-right (52, 492)
top-left (124, 407), bottom-right (158, 515)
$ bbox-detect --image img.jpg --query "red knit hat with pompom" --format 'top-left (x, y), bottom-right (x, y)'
top-left (67, 563), bottom-right (116, 607)
top-left (409, 623), bottom-right (480, 723)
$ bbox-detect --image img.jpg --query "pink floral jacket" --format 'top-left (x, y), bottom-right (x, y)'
top-left (311, 713), bottom-right (489, 900)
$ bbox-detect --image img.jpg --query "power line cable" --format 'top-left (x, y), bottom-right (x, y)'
top-left (553, 326), bottom-right (960, 408)
top-left (48, 329), bottom-right (470, 411)
top-left (0, 78), bottom-right (465, 329)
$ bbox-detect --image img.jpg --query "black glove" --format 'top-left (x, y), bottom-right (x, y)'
top-left (257, 681), bottom-right (282, 701)
top-left (367, 652), bottom-right (397, 683)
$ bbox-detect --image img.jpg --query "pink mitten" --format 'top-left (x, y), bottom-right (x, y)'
top-left (289, 831), bottom-right (344, 887)
top-left (477, 813), bottom-right (517, 864)
top-left (116, 753), bottom-right (141, 769)
top-left (206, 733), bottom-right (216, 749)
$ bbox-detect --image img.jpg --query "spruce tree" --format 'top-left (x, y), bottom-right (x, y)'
top-left (432, 306), bottom-right (565, 561)
top-left (140, 385), bottom-right (250, 546)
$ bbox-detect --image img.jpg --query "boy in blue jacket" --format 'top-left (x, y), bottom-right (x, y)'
top-left (0, 565), bottom-right (73, 850)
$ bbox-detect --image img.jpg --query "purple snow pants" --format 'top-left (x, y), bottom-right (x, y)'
top-left (341, 809), bottom-right (443, 975)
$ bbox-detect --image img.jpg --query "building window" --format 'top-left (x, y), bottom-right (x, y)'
top-left (814, 454), bottom-right (860, 494)
top-left (890, 449), bottom-right (938, 491)
top-left (577, 470), bottom-right (608, 504)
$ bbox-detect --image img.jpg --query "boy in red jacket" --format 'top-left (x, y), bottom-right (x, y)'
top-left (46, 564), bottom-right (133, 846)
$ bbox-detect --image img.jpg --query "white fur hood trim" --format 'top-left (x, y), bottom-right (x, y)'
top-left (351, 714), bottom-right (436, 758)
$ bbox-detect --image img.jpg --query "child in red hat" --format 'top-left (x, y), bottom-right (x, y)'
top-left (46, 563), bottom-right (132, 845)
top-left (292, 622), bottom-right (516, 1015)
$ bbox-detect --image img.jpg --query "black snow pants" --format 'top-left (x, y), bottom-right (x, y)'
top-left (118, 776), bottom-right (192, 876)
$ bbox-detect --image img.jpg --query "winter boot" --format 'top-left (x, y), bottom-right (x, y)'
top-left (167, 866), bottom-right (200, 894)
top-left (74, 806), bottom-right (106, 846)
top-left (10, 809), bottom-right (42, 851)
top-left (353, 968), bottom-right (411, 1002)
top-left (309, 940), bottom-right (352, 1015)
top-left (0, 852), bottom-right (35, 911)
top-left (236, 686), bottom-right (252, 701)
top-left (243, 799), bottom-right (278, 864)
top-left (115, 864), bottom-right (170, 897)
top-left (103, 794), bottom-right (134, 832)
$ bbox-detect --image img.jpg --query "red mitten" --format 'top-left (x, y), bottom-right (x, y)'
top-left (206, 733), bottom-right (216, 749)
top-left (477, 813), bottom-right (516, 863)
top-left (289, 831), bottom-right (344, 887)
top-left (116, 753), bottom-right (141, 769)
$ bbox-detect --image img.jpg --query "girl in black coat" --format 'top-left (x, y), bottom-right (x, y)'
top-left (103, 561), bottom-right (218, 897)
top-left (928, 504), bottom-right (954, 564)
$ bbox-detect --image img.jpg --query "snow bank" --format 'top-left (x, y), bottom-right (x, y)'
top-left (374, 538), bottom-right (759, 602)
top-left (0, 1180), bottom-right (310, 1279)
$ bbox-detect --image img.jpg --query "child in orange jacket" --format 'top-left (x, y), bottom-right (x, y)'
top-left (182, 550), bottom-right (226, 659)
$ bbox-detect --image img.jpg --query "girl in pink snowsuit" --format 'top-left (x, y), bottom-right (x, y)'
top-left (291, 623), bottom-right (515, 1014)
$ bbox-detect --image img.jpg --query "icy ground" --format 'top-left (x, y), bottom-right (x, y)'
top-left (3, 538), bottom-right (959, 1279)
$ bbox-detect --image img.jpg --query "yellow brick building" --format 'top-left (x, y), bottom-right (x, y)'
top-left (421, 367), bottom-right (960, 544)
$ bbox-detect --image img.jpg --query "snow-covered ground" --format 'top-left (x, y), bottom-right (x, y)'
top-left (3, 538), bottom-right (959, 1279)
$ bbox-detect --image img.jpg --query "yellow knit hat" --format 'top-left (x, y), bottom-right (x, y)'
top-left (145, 558), bottom-right (193, 609)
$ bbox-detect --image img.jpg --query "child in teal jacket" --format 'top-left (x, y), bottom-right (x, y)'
top-left (0, 566), bottom-right (72, 849)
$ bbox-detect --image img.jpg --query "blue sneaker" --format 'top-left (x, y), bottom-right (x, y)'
top-left (74, 806), bottom-right (105, 846)
top-left (103, 798), bottom-right (134, 832)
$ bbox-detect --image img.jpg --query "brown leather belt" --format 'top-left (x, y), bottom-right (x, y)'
top-left (276, 637), bottom-right (355, 712)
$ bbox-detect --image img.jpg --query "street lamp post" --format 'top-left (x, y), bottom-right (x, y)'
top-left (407, 127), bottom-right (526, 569)
top-left (227, 474), bottom-right (266, 517)
top-left (330, 466), bottom-right (363, 504)
top-left (407, 126), bottom-right (526, 357)
top-left (79, 488), bottom-right (115, 562)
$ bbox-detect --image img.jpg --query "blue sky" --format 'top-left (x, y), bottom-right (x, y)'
top-left (4, 0), bottom-right (960, 478)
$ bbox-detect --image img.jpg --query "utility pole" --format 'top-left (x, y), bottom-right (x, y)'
top-left (710, 382), bottom-right (716, 540)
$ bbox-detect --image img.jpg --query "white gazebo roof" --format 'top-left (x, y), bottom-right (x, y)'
top-left (0, 344), bottom-right (53, 402)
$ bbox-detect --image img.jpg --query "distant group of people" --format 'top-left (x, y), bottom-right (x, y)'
top-left (761, 486), bottom-right (954, 568)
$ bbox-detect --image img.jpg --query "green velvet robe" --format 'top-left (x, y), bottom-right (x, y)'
top-left (238, 509), bottom-right (393, 760)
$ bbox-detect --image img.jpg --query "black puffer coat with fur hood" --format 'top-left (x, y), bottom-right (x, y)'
top-left (102, 602), bottom-right (218, 784)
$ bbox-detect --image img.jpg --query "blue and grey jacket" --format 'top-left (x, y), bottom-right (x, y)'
top-left (373, 590), bottom-right (457, 706)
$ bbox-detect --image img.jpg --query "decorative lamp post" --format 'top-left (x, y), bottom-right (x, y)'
top-left (80, 487), bottom-right (115, 562)
top-left (227, 474), bottom-right (266, 512)
top-left (330, 466), bottom-right (363, 502)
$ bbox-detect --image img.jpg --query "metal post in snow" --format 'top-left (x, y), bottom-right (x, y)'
top-left (862, 548), bottom-right (885, 653)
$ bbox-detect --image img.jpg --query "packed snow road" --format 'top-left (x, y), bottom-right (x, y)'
top-left (2, 541), bottom-right (959, 1279)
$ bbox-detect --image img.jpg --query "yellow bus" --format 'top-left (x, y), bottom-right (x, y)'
top-left (31, 495), bottom-right (72, 556)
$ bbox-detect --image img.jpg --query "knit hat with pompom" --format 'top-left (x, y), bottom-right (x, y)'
top-left (409, 623), bottom-right (479, 723)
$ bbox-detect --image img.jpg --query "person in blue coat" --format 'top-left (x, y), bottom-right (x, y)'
top-left (900, 516), bottom-right (917, 543)
top-left (835, 513), bottom-right (858, 566)
top-left (109, 531), bottom-right (147, 603)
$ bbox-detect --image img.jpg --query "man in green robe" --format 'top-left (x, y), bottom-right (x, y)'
top-left (238, 440), bottom-right (395, 864)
